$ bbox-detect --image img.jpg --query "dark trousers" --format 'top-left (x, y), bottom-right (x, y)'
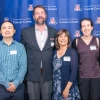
top-left (0, 83), bottom-right (24, 100)
top-left (27, 74), bottom-right (52, 100)
top-left (78, 78), bottom-right (100, 100)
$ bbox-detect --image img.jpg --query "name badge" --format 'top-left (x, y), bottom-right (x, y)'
top-left (63, 56), bottom-right (71, 61)
top-left (90, 45), bottom-right (96, 50)
top-left (10, 50), bottom-right (17, 55)
top-left (50, 38), bottom-right (54, 41)
top-left (51, 42), bottom-right (54, 47)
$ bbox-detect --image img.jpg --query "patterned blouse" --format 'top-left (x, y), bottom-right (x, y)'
top-left (52, 47), bottom-right (80, 100)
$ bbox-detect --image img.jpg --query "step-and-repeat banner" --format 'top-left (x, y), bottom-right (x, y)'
top-left (0, 0), bottom-right (100, 41)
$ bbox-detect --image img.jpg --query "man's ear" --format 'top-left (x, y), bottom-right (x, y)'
top-left (14, 29), bottom-right (16, 34)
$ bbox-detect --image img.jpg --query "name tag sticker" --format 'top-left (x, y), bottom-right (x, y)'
top-left (51, 42), bottom-right (54, 47)
top-left (50, 38), bottom-right (54, 41)
top-left (63, 56), bottom-right (71, 61)
top-left (10, 50), bottom-right (17, 55)
top-left (90, 45), bottom-right (96, 50)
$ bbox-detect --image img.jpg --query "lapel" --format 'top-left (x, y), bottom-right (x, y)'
top-left (30, 26), bottom-right (41, 50)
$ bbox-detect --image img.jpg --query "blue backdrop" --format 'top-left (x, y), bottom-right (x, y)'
top-left (0, 0), bottom-right (100, 41)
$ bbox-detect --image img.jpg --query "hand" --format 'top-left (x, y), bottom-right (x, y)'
top-left (62, 88), bottom-right (69, 99)
top-left (7, 82), bottom-right (16, 92)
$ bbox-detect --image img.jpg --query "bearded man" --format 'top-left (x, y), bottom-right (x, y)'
top-left (21, 5), bottom-right (57, 100)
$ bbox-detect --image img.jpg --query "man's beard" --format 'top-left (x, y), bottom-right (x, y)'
top-left (35, 18), bottom-right (45, 25)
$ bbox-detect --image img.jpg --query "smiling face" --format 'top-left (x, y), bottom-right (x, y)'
top-left (58, 32), bottom-right (68, 47)
top-left (33, 7), bottom-right (47, 25)
top-left (81, 20), bottom-right (93, 37)
top-left (0, 22), bottom-right (15, 38)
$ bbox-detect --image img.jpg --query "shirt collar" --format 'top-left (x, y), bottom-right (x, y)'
top-left (1, 39), bottom-right (15, 45)
top-left (35, 25), bottom-right (47, 31)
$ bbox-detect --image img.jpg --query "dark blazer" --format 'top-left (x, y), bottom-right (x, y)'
top-left (21, 25), bottom-right (57, 82)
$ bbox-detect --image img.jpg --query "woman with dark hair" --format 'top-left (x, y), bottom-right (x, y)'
top-left (52, 29), bottom-right (80, 100)
top-left (72, 18), bottom-right (100, 100)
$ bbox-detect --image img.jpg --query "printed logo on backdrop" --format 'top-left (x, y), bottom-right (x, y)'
top-left (74, 4), bottom-right (82, 11)
top-left (49, 17), bottom-right (57, 25)
top-left (92, 31), bottom-right (100, 37)
top-left (84, 5), bottom-right (100, 11)
top-left (28, 4), bottom-right (33, 11)
top-left (95, 17), bottom-right (100, 24)
top-left (4, 17), bottom-right (9, 22)
top-left (59, 18), bottom-right (79, 24)
top-left (44, 6), bottom-right (57, 11)
top-left (74, 30), bottom-right (80, 37)
top-left (13, 18), bottom-right (32, 24)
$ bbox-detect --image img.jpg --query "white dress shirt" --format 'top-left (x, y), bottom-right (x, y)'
top-left (35, 26), bottom-right (48, 51)
top-left (35, 25), bottom-right (48, 69)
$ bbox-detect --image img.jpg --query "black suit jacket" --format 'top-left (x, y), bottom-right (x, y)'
top-left (21, 25), bottom-right (57, 82)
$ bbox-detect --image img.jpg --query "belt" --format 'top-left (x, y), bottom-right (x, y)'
top-left (40, 68), bottom-right (43, 73)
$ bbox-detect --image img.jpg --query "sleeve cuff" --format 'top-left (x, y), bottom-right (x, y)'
top-left (69, 78), bottom-right (74, 83)
top-left (4, 81), bottom-right (9, 88)
top-left (13, 80), bottom-right (20, 88)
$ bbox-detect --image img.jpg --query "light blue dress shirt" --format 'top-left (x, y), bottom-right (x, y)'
top-left (0, 40), bottom-right (27, 88)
